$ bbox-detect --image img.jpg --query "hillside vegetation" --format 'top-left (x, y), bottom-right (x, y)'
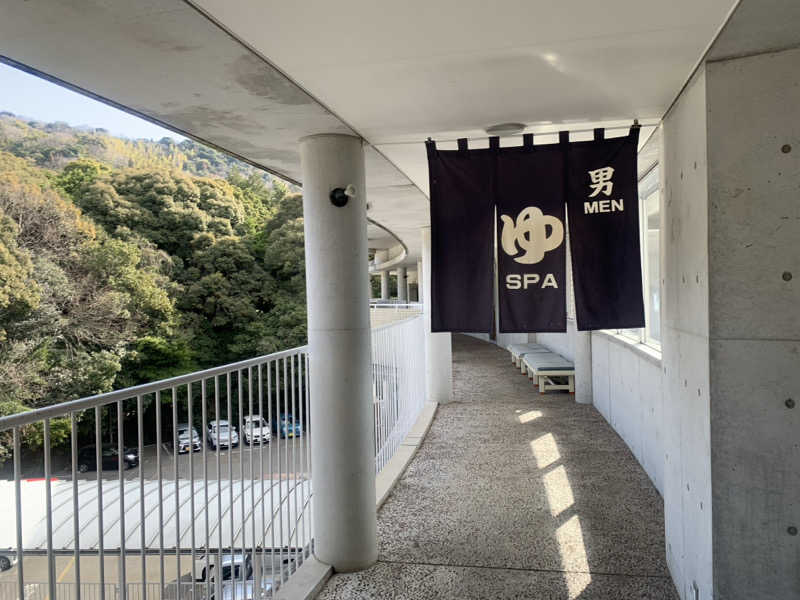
top-left (0, 114), bottom-right (306, 456)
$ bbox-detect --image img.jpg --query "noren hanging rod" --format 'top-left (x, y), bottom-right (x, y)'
top-left (372, 118), bottom-right (656, 147)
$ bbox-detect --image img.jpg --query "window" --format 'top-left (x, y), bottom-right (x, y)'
top-left (615, 163), bottom-right (661, 349)
top-left (566, 220), bottom-right (576, 320)
top-left (641, 166), bottom-right (661, 346)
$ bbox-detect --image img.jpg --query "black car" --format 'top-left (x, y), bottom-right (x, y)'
top-left (77, 444), bottom-right (139, 472)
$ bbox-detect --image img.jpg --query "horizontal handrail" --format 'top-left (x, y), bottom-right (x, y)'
top-left (369, 302), bottom-right (421, 308)
top-left (370, 314), bottom-right (423, 333)
top-left (0, 345), bottom-right (308, 431)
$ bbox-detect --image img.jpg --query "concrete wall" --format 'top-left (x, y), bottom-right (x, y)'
top-left (661, 67), bottom-right (713, 600)
top-left (591, 333), bottom-right (664, 494)
top-left (495, 332), bottom-right (527, 348)
top-left (537, 321), bottom-right (576, 362)
top-left (705, 47), bottom-right (800, 600)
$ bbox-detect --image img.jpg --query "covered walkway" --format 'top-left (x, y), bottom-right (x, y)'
top-left (319, 335), bottom-right (677, 599)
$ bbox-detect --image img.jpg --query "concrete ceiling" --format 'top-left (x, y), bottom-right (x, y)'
top-left (192, 0), bottom-right (736, 192)
top-left (0, 0), bottom-right (740, 266)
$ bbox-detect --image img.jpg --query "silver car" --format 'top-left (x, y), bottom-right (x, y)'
top-left (177, 423), bottom-right (202, 453)
top-left (207, 420), bottom-right (239, 449)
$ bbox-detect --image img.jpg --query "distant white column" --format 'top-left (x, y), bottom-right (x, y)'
top-left (417, 259), bottom-right (423, 302)
top-left (373, 250), bottom-right (390, 301)
top-left (380, 271), bottom-right (389, 300)
top-left (397, 267), bottom-right (407, 301)
top-left (300, 133), bottom-right (377, 571)
top-left (421, 227), bottom-right (453, 403)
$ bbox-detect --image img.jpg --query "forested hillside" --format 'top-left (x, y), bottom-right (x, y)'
top-left (0, 114), bottom-right (306, 455)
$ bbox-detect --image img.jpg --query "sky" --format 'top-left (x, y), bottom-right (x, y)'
top-left (0, 62), bottom-right (184, 141)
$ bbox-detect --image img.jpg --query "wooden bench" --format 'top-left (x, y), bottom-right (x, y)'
top-left (506, 343), bottom-right (551, 370)
top-left (521, 352), bottom-right (575, 394)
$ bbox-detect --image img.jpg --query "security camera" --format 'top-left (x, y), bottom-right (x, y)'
top-left (330, 184), bottom-right (357, 207)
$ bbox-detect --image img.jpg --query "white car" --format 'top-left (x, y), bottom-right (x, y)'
top-left (242, 415), bottom-right (271, 446)
top-left (207, 420), bottom-right (239, 449)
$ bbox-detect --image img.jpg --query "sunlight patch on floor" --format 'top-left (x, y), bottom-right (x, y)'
top-left (557, 514), bottom-right (592, 598)
top-left (534, 429), bottom-right (592, 598)
top-left (543, 465), bottom-right (574, 517)
top-left (530, 433), bottom-right (560, 469)
top-left (516, 409), bottom-right (543, 424)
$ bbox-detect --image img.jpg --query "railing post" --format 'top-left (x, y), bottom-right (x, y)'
top-left (299, 134), bottom-right (377, 571)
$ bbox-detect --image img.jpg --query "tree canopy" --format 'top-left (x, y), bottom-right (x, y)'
top-left (0, 113), bottom-right (306, 455)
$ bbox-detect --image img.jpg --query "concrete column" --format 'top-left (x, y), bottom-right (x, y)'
top-left (421, 227), bottom-right (453, 403)
top-left (417, 259), bottom-right (423, 301)
top-left (299, 134), bottom-right (377, 571)
top-left (397, 267), bottom-right (407, 301)
top-left (661, 44), bottom-right (800, 600)
top-left (704, 48), bottom-right (799, 600)
top-left (573, 329), bottom-right (592, 404)
top-left (380, 270), bottom-right (389, 301)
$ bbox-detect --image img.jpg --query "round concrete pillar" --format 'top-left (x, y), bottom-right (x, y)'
top-left (397, 267), bottom-right (407, 301)
top-left (421, 227), bottom-right (453, 403)
top-left (299, 134), bottom-right (377, 571)
top-left (417, 260), bottom-right (423, 303)
top-left (380, 270), bottom-right (389, 300)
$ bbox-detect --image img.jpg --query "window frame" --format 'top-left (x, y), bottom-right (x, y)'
top-left (610, 161), bottom-right (661, 351)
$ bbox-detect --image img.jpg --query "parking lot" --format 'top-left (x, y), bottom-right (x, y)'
top-left (0, 552), bottom-right (301, 598)
top-left (1, 436), bottom-right (311, 482)
top-left (0, 435), bottom-right (312, 596)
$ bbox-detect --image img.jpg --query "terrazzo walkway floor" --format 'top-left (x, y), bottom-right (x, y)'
top-left (317, 334), bottom-right (677, 599)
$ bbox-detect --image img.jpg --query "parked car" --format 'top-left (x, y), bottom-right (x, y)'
top-left (177, 423), bottom-right (202, 453)
top-left (242, 415), bottom-right (271, 446)
top-left (195, 552), bottom-right (292, 599)
top-left (77, 444), bottom-right (139, 472)
top-left (207, 420), bottom-right (238, 449)
top-left (197, 553), bottom-right (252, 584)
top-left (0, 552), bottom-right (17, 571)
top-left (273, 413), bottom-right (302, 438)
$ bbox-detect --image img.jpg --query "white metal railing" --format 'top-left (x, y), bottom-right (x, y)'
top-left (371, 315), bottom-right (426, 473)
top-left (369, 301), bottom-right (422, 309)
top-left (0, 346), bottom-right (312, 600)
top-left (0, 315), bottom-right (428, 600)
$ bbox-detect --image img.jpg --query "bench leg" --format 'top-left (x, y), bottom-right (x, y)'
top-left (569, 375), bottom-right (575, 393)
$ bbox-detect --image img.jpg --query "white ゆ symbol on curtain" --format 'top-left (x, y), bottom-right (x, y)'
top-left (500, 206), bottom-right (564, 264)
